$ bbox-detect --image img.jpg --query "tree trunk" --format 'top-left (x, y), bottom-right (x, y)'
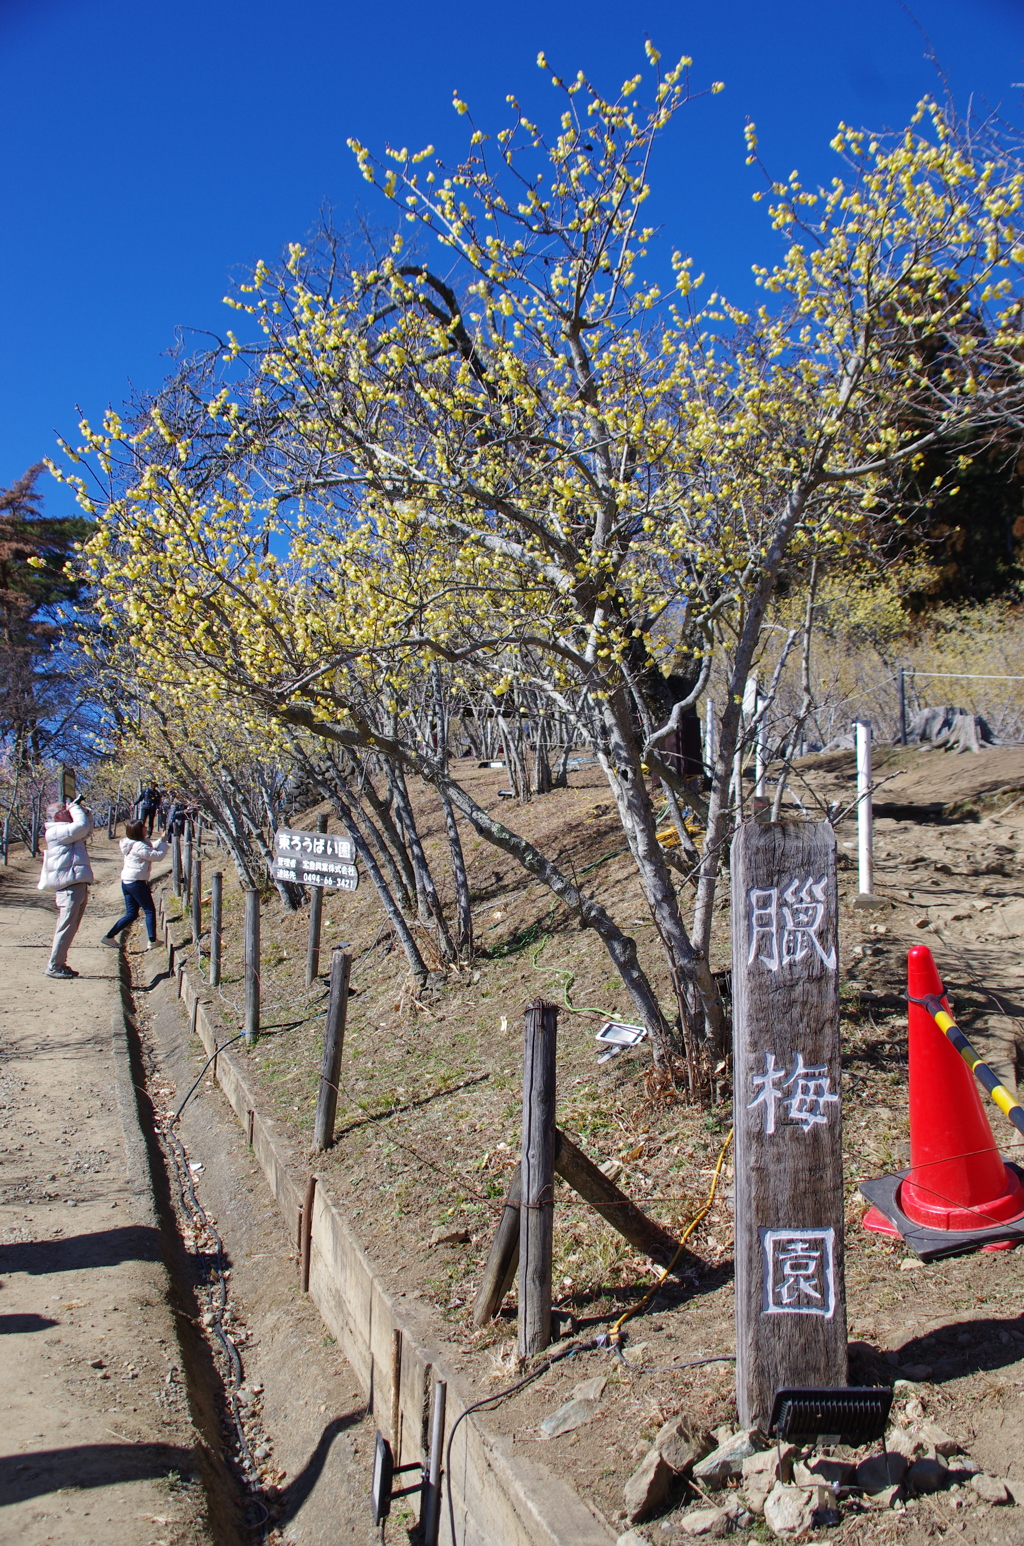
top-left (692, 481), bottom-right (817, 1055)
top-left (389, 761), bottom-right (457, 964)
top-left (594, 690), bottom-right (724, 1060)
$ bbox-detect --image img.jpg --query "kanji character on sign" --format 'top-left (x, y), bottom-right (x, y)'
top-left (747, 875), bottom-right (836, 973)
top-left (762, 1227), bottom-right (836, 1317)
top-left (747, 1051), bottom-right (838, 1134)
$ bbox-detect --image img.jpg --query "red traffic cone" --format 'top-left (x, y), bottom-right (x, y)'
top-left (861, 945), bottom-right (1024, 1254)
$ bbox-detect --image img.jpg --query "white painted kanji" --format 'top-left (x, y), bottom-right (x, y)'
top-left (747, 875), bottom-right (836, 973)
top-left (747, 1051), bottom-right (839, 1135)
top-left (761, 1227), bottom-right (836, 1317)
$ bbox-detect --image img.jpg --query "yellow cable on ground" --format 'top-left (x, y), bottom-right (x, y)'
top-left (610, 1127), bottom-right (734, 1348)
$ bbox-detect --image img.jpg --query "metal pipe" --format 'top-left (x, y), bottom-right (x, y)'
top-left (898, 665), bottom-right (907, 746)
top-left (754, 713), bottom-right (767, 801)
top-left (420, 1377), bottom-right (447, 1546)
top-left (856, 719), bottom-right (873, 898)
top-left (244, 888), bottom-right (260, 1045)
top-left (209, 871), bottom-right (223, 987)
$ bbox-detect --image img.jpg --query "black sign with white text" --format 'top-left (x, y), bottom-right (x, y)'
top-left (271, 827), bottom-right (358, 891)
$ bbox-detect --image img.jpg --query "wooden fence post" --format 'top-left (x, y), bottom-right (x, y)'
top-left (209, 871), bottom-right (223, 987)
top-left (305, 813), bottom-right (328, 989)
top-left (552, 1129), bottom-right (681, 1263)
top-left (30, 800), bottom-right (40, 859)
top-left (1, 817), bottom-right (8, 866)
top-left (191, 854), bottom-right (203, 950)
top-left (731, 819), bottom-right (846, 1430)
top-left (472, 1164), bottom-right (522, 1327)
top-left (107, 803), bottom-right (115, 840)
top-left (244, 888), bottom-right (260, 1045)
top-left (312, 947), bottom-right (351, 1150)
top-left (171, 833), bottom-right (182, 898)
top-left (519, 999), bottom-right (558, 1358)
top-left (182, 821), bottom-right (192, 889)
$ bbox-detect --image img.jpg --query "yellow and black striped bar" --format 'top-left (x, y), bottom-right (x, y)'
top-left (911, 992), bottom-right (1024, 1140)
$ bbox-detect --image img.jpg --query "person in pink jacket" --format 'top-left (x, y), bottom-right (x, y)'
top-left (101, 820), bottom-right (168, 949)
top-left (37, 800), bottom-right (95, 979)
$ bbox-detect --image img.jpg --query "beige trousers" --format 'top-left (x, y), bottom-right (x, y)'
top-left (48, 883), bottom-right (89, 970)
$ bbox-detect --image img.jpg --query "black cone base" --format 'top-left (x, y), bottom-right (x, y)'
top-left (859, 1164), bottom-right (1024, 1261)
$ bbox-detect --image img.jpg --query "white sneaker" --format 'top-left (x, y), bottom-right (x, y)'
top-left (145, 943), bottom-right (156, 952)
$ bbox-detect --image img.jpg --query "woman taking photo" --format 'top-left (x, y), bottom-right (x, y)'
top-left (102, 820), bottom-right (167, 950)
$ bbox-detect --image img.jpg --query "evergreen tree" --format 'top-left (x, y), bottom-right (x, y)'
top-left (0, 464), bottom-right (93, 761)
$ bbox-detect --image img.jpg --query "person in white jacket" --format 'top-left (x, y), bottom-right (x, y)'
top-left (102, 820), bottom-right (168, 949)
top-left (37, 800), bottom-right (95, 979)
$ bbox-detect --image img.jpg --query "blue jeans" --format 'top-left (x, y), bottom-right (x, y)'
top-left (107, 880), bottom-right (157, 942)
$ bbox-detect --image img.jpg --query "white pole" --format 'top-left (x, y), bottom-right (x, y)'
top-left (704, 698), bottom-right (715, 776)
top-left (754, 708), bottom-right (767, 800)
top-left (856, 719), bottom-right (873, 898)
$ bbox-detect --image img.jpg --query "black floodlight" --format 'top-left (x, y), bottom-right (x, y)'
top-left (371, 1432), bottom-right (394, 1525)
top-left (768, 1387), bottom-right (893, 1447)
top-left (370, 1430), bottom-right (426, 1528)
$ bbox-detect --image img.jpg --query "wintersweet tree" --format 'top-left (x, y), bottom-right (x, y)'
top-left (62, 67), bottom-right (1024, 1071)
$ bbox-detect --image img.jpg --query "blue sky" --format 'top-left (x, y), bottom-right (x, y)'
top-left (3, 0), bottom-right (1024, 500)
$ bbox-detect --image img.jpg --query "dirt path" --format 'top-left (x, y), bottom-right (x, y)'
top-left (0, 840), bottom-right (211, 1546)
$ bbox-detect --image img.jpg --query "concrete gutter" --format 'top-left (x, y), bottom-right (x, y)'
top-left (158, 902), bottom-right (617, 1546)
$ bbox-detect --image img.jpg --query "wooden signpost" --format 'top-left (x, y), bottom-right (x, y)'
top-left (730, 819), bottom-right (847, 1429)
top-left (305, 814), bottom-right (329, 988)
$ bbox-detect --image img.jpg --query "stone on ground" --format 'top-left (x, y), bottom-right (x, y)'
top-left (762, 1482), bottom-right (816, 1537)
top-left (906, 1456), bottom-right (948, 1494)
top-left (653, 1417), bottom-right (711, 1476)
top-left (856, 1450), bottom-right (908, 1493)
top-left (676, 1506), bottom-right (729, 1536)
top-left (540, 1393), bottom-right (603, 1438)
top-left (971, 1474), bottom-right (1011, 1504)
top-left (742, 1448), bottom-right (794, 1514)
top-left (692, 1429), bottom-right (760, 1488)
top-left (919, 1421), bottom-right (962, 1457)
top-left (623, 1447), bottom-right (674, 1522)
